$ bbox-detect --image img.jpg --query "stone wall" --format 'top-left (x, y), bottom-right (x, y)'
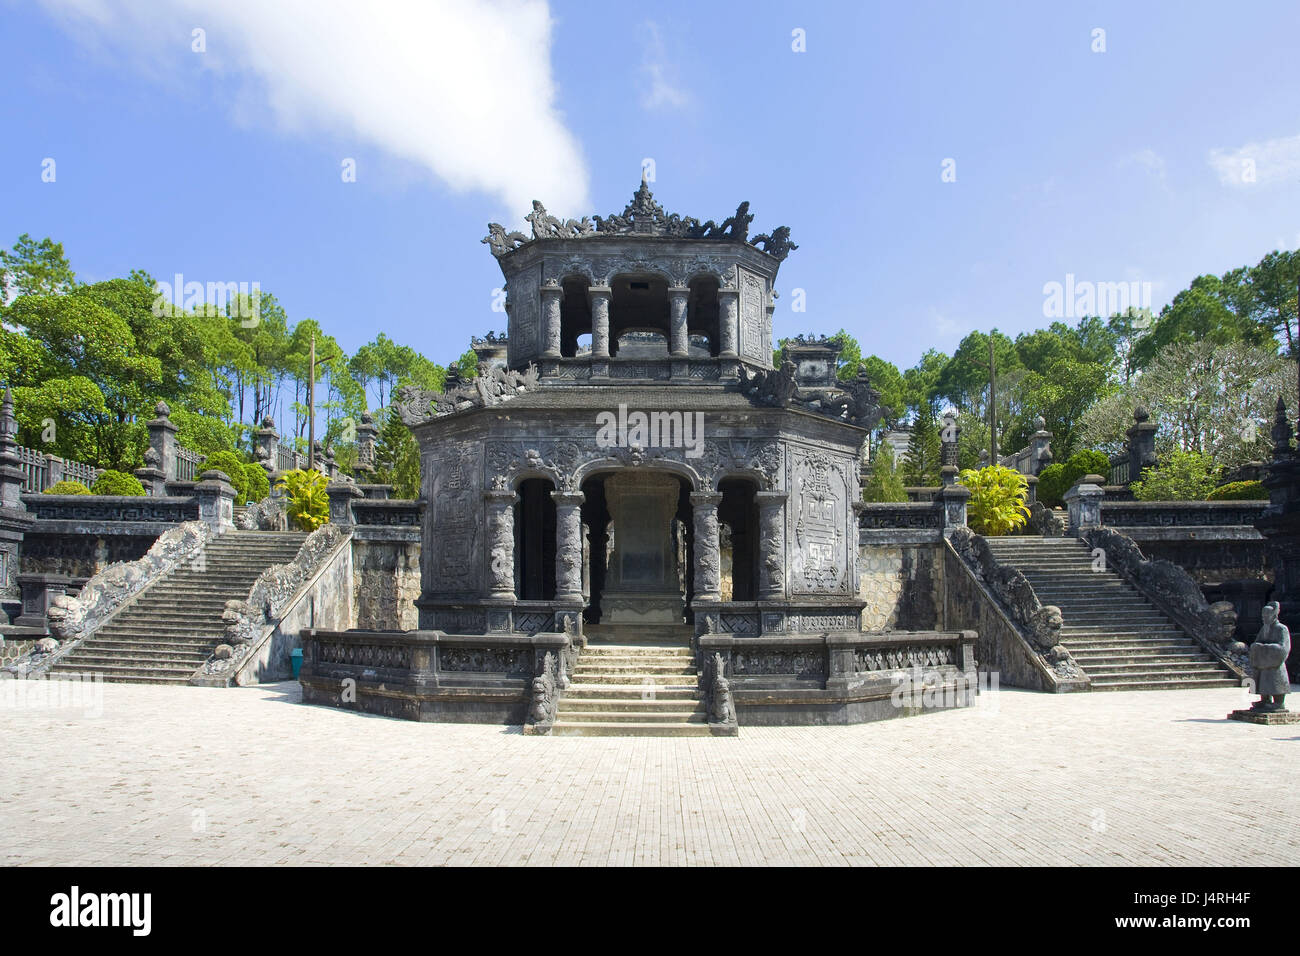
top-left (857, 541), bottom-right (942, 631)
top-left (20, 530), bottom-right (160, 578)
top-left (352, 534), bottom-right (421, 631)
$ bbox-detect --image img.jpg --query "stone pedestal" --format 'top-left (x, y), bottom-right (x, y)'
top-left (1227, 708), bottom-right (1300, 725)
top-left (327, 481), bottom-right (364, 525)
top-left (601, 472), bottom-right (682, 624)
top-left (1064, 474), bottom-right (1105, 536)
top-left (195, 469), bottom-right (237, 531)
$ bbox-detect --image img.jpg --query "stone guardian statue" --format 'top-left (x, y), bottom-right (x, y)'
top-left (1249, 602), bottom-right (1290, 712)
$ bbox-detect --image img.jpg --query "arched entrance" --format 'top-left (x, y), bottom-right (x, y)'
top-left (580, 469), bottom-right (694, 627)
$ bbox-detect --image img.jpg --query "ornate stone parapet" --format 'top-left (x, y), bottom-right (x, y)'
top-left (690, 490), bottom-right (724, 602)
top-left (485, 484), bottom-right (518, 600)
top-left (552, 489), bottom-right (585, 603)
top-left (940, 482), bottom-right (970, 535)
top-left (1064, 474), bottom-right (1105, 535)
top-left (755, 490), bottom-right (787, 599)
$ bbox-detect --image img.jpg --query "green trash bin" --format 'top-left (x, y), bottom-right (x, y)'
top-left (291, 649), bottom-right (304, 680)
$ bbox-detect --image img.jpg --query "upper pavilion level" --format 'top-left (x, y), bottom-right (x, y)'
top-left (482, 181), bottom-right (797, 382)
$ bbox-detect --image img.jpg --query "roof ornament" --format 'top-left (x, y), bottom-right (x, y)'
top-left (483, 182), bottom-right (796, 260)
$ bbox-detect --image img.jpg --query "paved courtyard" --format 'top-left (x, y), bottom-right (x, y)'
top-left (1, 679), bottom-right (1297, 866)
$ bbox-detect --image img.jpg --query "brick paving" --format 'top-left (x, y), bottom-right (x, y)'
top-left (1, 679), bottom-right (1297, 865)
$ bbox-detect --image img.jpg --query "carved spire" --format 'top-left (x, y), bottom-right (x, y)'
top-left (1272, 396), bottom-right (1294, 459)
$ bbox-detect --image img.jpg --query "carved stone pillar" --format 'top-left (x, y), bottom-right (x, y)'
top-left (755, 490), bottom-right (787, 600)
top-left (485, 484), bottom-right (518, 599)
top-left (148, 400), bottom-right (179, 481)
top-left (589, 286), bottom-right (611, 358)
top-left (690, 491), bottom-right (723, 602)
top-left (552, 489), bottom-right (585, 603)
top-left (541, 283), bottom-right (563, 358)
top-left (1064, 475), bottom-right (1105, 536)
top-left (669, 287), bottom-right (690, 357)
top-left (718, 290), bottom-right (739, 358)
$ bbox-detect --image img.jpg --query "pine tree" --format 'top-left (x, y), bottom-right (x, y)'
top-left (374, 405), bottom-right (421, 498)
top-left (863, 442), bottom-right (908, 502)
top-left (903, 409), bottom-right (941, 486)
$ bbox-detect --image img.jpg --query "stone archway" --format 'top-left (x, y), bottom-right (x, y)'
top-left (596, 470), bottom-right (687, 626)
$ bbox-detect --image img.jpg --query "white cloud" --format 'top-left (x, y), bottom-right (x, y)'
top-left (1208, 132), bottom-right (1300, 188)
top-left (1122, 148), bottom-right (1167, 185)
top-left (38, 0), bottom-right (591, 217)
top-left (638, 20), bottom-right (690, 111)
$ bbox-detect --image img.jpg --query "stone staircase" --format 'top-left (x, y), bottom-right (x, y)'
top-left (982, 537), bottom-right (1238, 691)
top-left (48, 531), bottom-right (308, 684)
top-left (551, 641), bottom-right (711, 736)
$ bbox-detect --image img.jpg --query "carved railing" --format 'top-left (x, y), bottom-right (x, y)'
top-left (945, 528), bottom-right (1086, 690)
top-left (175, 446), bottom-right (206, 482)
top-left (1108, 455), bottom-right (1130, 487)
top-left (1101, 500), bottom-right (1267, 528)
top-left (858, 501), bottom-right (944, 530)
top-left (1081, 527), bottom-right (1246, 677)
top-left (197, 524), bottom-right (350, 685)
top-left (298, 627), bottom-right (575, 726)
top-left (698, 629), bottom-right (978, 721)
top-left (352, 499), bottom-right (424, 526)
top-left (14, 445), bottom-right (102, 492)
top-left (15, 521), bottom-right (212, 674)
top-left (22, 494), bottom-right (200, 524)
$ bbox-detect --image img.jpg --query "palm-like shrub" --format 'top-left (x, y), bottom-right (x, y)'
top-left (44, 480), bottom-right (91, 495)
top-left (959, 464), bottom-right (1031, 536)
top-left (276, 468), bottom-right (330, 531)
top-left (91, 469), bottom-right (145, 496)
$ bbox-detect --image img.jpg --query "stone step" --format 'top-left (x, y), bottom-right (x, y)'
top-left (42, 669), bottom-right (192, 685)
top-left (61, 652), bottom-right (207, 668)
top-left (1088, 677), bottom-right (1240, 691)
top-left (581, 645), bottom-right (694, 657)
top-left (568, 674), bottom-right (697, 686)
top-left (1059, 625), bottom-right (1184, 635)
top-left (48, 662), bottom-right (196, 680)
top-left (554, 697), bottom-right (702, 713)
top-left (564, 685), bottom-right (699, 700)
top-left (573, 663), bottom-right (697, 675)
top-left (1068, 649), bottom-right (1207, 662)
top-left (556, 711), bottom-right (708, 724)
top-left (550, 721), bottom-right (714, 737)
top-left (1083, 661), bottom-right (1230, 676)
top-left (81, 640), bottom-right (217, 655)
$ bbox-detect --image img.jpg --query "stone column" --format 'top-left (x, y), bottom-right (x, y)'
top-left (1064, 475), bottom-right (1105, 536)
top-left (45, 455), bottom-right (65, 488)
top-left (755, 490), bottom-right (787, 600)
top-left (717, 290), bottom-right (739, 358)
top-left (541, 283), bottom-right (563, 358)
top-left (589, 286), bottom-right (611, 358)
top-left (1126, 406), bottom-right (1157, 484)
top-left (148, 400), bottom-right (179, 481)
top-left (194, 469), bottom-right (237, 531)
top-left (134, 448), bottom-right (167, 496)
top-left (941, 482), bottom-right (970, 535)
top-left (327, 481), bottom-right (363, 525)
top-left (1030, 415), bottom-right (1054, 476)
top-left (354, 412), bottom-right (378, 477)
top-left (254, 417), bottom-right (279, 477)
top-left (485, 484), bottom-right (518, 600)
top-left (668, 287), bottom-right (690, 357)
top-left (552, 490), bottom-right (585, 603)
top-left (690, 491), bottom-right (723, 602)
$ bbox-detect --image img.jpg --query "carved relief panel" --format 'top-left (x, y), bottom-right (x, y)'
top-left (507, 262), bottom-right (541, 366)
top-left (426, 442), bottom-right (482, 593)
top-left (738, 268), bottom-right (768, 364)
top-left (787, 445), bottom-right (855, 595)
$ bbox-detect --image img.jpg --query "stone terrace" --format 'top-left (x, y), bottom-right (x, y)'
top-left (1, 680), bottom-right (1296, 866)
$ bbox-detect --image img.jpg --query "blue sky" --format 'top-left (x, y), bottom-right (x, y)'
top-left (3, 0), bottom-right (1299, 376)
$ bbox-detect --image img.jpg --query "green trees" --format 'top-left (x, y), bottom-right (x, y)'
top-left (1130, 450), bottom-right (1221, 502)
top-left (863, 442), bottom-right (907, 502)
top-left (374, 406), bottom-right (421, 498)
top-left (1036, 450), bottom-right (1112, 507)
top-left (903, 408), bottom-right (942, 486)
top-left (205, 451), bottom-right (251, 505)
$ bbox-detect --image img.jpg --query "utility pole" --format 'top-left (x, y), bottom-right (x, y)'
top-left (963, 333), bottom-right (1000, 465)
top-left (306, 331), bottom-right (340, 474)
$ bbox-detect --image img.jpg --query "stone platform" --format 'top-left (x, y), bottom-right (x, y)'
top-left (1226, 708), bottom-right (1300, 725)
